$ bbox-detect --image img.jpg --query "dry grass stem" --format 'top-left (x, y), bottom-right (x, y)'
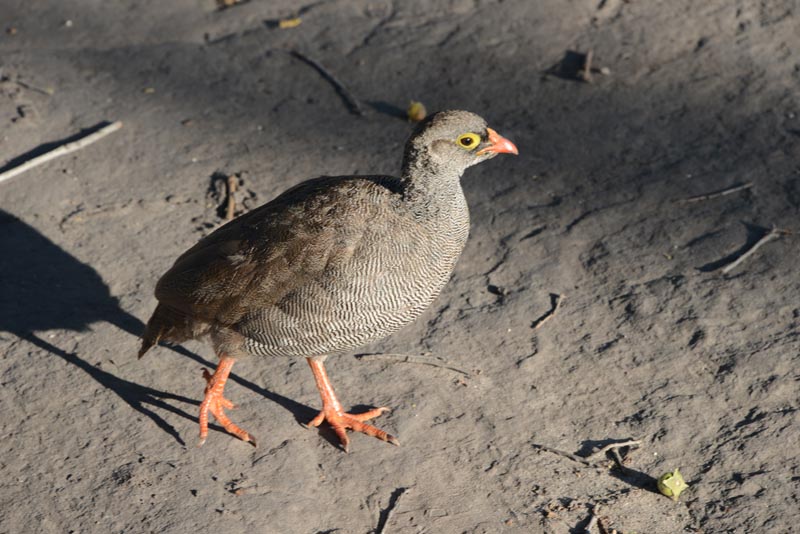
top-left (0, 121), bottom-right (122, 185)
top-left (580, 49), bottom-right (594, 82)
top-left (533, 439), bottom-right (641, 469)
top-left (676, 182), bottom-right (753, 203)
top-left (585, 439), bottom-right (642, 461)
top-left (225, 175), bottom-right (238, 221)
top-left (584, 504), bottom-right (600, 534)
top-left (532, 443), bottom-right (598, 467)
top-left (355, 353), bottom-right (472, 376)
top-left (532, 293), bottom-right (564, 330)
top-left (721, 226), bottom-right (790, 275)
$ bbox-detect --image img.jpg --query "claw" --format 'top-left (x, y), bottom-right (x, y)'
top-left (198, 355), bottom-right (256, 447)
top-left (306, 358), bottom-right (398, 451)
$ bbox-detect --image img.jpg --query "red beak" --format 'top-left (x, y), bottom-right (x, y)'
top-left (478, 127), bottom-right (519, 156)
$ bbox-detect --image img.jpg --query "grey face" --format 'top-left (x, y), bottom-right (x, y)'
top-left (409, 110), bottom-right (514, 172)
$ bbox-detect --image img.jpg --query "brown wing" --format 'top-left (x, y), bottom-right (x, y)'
top-left (154, 175), bottom-right (401, 326)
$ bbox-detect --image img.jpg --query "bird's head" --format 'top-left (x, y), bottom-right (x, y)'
top-left (403, 110), bottom-right (518, 175)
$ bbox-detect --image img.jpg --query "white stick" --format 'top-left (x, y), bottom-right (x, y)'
top-left (584, 504), bottom-right (600, 534)
top-left (721, 227), bottom-right (786, 275)
top-left (676, 182), bottom-right (754, 204)
top-left (0, 121), bottom-right (123, 185)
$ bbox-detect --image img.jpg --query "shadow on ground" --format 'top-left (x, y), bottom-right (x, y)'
top-left (0, 208), bottom-right (315, 443)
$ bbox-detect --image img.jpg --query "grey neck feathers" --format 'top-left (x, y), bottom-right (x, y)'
top-left (400, 145), bottom-right (469, 224)
top-left (400, 144), bottom-right (465, 203)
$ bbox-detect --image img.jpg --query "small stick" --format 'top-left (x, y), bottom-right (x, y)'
top-left (289, 50), bottom-right (365, 116)
top-left (531, 443), bottom-right (597, 467)
top-left (355, 353), bottom-right (471, 376)
top-left (676, 182), bottom-right (753, 203)
top-left (585, 439), bottom-right (641, 461)
top-left (532, 439), bottom-right (641, 468)
top-left (225, 175), bottom-right (238, 221)
top-left (609, 448), bottom-right (626, 472)
top-left (13, 80), bottom-right (54, 96)
top-left (721, 226), bottom-right (790, 275)
top-left (580, 50), bottom-right (594, 82)
top-left (0, 121), bottom-right (122, 185)
top-left (584, 504), bottom-right (600, 534)
top-left (531, 293), bottom-right (563, 330)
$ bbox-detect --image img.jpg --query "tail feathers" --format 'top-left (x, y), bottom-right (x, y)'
top-left (138, 330), bottom-right (161, 359)
top-left (138, 303), bottom-right (194, 358)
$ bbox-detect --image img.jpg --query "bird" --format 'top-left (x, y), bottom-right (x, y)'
top-left (139, 110), bottom-right (518, 451)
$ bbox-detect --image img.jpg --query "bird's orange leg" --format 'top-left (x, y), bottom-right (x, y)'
top-left (306, 357), bottom-right (399, 452)
top-left (198, 355), bottom-right (256, 447)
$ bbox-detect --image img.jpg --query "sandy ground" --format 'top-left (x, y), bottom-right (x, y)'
top-left (2, 1), bottom-right (799, 532)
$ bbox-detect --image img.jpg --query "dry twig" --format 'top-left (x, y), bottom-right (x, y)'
top-left (355, 353), bottom-right (471, 377)
top-left (533, 439), bottom-right (641, 469)
top-left (289, 50), bottom-right (364, 116)
top-left (585, 439), bottom-right (642, 461)
top-left (609, 448), bottom-right (626, 471)
top-left (580, 49), bottom-right (594, 82)
top-left (13, 79), bottom-right (54, 96)
top-left (0, 121), bottom-right (122, 185)
top-left (225, 175), bottom-right (238, 221)
top-left (531, 293), bottom-right (563, 330)
top-left (584, 504), bottom-right (600, 534)
top-left (676, 182), bottom-right (753, 203)
top-left (531, 443), bottom-right (597, 467)
top-left (721, 226), bottom-right (790, 275)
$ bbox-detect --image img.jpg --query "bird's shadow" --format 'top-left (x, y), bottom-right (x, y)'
top-left (166, 343), bottom-right (319, 429)
top-left (22, 332), bottom-right (196, 446)
top-left (0, 209), bottom-right (315, 445)
top-left (169, 344), bottom-right (364, 450)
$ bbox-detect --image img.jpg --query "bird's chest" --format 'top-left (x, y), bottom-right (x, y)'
top-left (242, 192), bottom-right (470, 357)
top-left (347, 192), bottom-right (469, 301)
top-left (309, 196), bottom-right (467, 344)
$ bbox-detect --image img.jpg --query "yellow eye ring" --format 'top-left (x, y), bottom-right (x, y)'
top-left (456, 133), bottom-right (481, 150)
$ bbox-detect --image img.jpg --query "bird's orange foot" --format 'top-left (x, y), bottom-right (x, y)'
top-left (198, 359), bottom-right (256, 447)
top-left (307, 405), bottom-right (399, 452)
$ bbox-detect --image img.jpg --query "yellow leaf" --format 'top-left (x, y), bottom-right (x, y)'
top-left (279, 18), bottom-right (302, 29)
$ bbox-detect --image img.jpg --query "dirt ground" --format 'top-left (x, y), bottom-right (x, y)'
top-left (1, 1), bottom-right (799, 532)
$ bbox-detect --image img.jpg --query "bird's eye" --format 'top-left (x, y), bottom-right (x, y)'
top-left (456, 133), bottom-right (481, 150)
